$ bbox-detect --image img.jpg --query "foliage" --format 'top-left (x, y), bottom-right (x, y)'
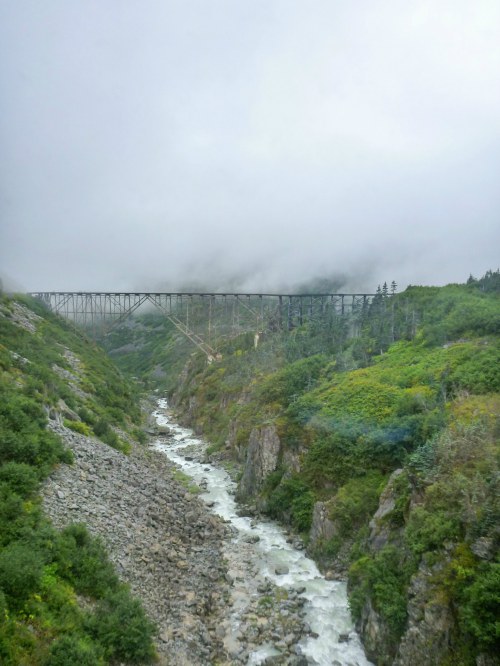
top-left (92, 418), bottom-right (125, 451)
top-left (46, 634), bottom-right (106, 666)
top-left (257, 354), bottom-right (327, 404)
top-left (54, 524), bottom-right (119, 597)
top-left (0, 462), bottom-right (40, 497)
top-left (64, 419), bottom-right (92, 436)
top-left (349, 546), bottom-right (412, 641)
top-left (329, 472), bottom-right (387, 537)
top-left (0, 386), bottom-right (71, 474)
top-left (0, 295), bottom-right (155, 664)
top-left (459, 562), bottom-right (500, 652)
top-left (467, 268), bottom-right (500, 293)
top-left (132, 427), bottom-right (148, 445)
top-left (405, 506), bottom-right (461, 555)
top-left (266, 476), bottom-right (315, 532)
top-left (302, 431), bottom-right (368, 490)
top-left (87, 588), bottom-right (157, 662)
top-left (0, 542), bottom-right (44, 607)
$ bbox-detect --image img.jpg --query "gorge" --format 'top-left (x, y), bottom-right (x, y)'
top-left (0, 272), bottom-right (499, 665)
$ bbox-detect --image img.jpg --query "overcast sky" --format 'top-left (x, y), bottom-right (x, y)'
top-left (1, 1), bottom-right (499, 293)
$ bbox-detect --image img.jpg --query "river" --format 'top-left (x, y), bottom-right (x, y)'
top-left (153, 398), bottom-right (372, 666)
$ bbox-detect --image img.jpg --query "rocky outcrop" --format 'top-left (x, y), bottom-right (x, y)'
top-left (308, 499), bottom-right (359, 578)
top-left (356, 468), bottom-right (471, 666)
top-left (358, 599), bottom-right (395, 665)
top-left (355, 469), bottom-right (406, 664)
top-left (309, 501), bottom-right (338, 548)
top-left (237, 425), bottom-right (281, 499)
top-left (368, 468), bottom-right (404, 552)
top-left (41, 423), bottom-right (231, 666)
top-left (394, 558), bottom-right (454, 666)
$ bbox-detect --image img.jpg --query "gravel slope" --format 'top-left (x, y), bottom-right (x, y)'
top-left (41, 423), bottom-right (232, 665)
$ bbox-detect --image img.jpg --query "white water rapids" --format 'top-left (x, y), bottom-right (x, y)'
top-left (153, 399), bottom-right (372, 666)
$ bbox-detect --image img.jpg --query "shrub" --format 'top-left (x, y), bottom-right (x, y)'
top-left (329, 472), bottom-right (386, 537)
top-left (0, 542), bottom-right (44, 606)
top-left (0, 486), bottom-right (25, 546)
top-left (87, 588), bottom-right (156, 662)
top-left (92, 418), bottom-right (125, 450)
top-left (459, 562), bottom-right (500, 653)
top-left (78, 407), bottom-right (96, 426)
top-left (257, 354), bottom-right (327, 404)
top-left (55, 524), bottom-right (118, 597)
top-left (92, 418), bottom-right (110, 438)
top-left (47, 634), bottom-right (105, 666)
top-left (302, 431), bottom-right (367, 490)
top-left (64, 420), bottom-right (92, 436)
top-left (0, 389), bottom-right (71, 472)
top-left (0, 462), bottom-right (39, 497)
top-left (349, 546), bottom-right (412, 642)
top-left (133, 428), bottom-right (147, 445)
top-left (0, 590), bottom-right (7, 620)
top-left (266, 476), bottom-right (315, 532)
top-left (405, 507), bottom-right (461, 556)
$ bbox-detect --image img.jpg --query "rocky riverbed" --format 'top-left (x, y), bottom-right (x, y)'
top-left (153, 400), bottom-right (372, 666)
top-left (41, 421), bottom-right (315, 665)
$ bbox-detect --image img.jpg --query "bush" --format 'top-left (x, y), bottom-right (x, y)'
top-left (0, 590), bottom-right (7, 621)
top-left (0, 542), bottom-right (44, 606)
top-left (87, 588), bottom-right (156, 662)
top-left (0, 462), bottom-right (39, 497)
top-left (78, 407), bottom-right (96, 426)
top-left (329, 472), bottom-right (386, 537)
top-left (258, 354), bottom-right (327, 404)
top-left (459, 562), bottom-right (500, 653)
top-left (0, 486), bottom-right (25, 546)
top-left (266, 476), bottom-right (315, 532)
top-left (133, 428), bottom-right (147, 445)
top-left (405, 507), bottom-right (461, 556)
top-left (92, 419), bottom-right (122, 450)
top-left (0, 389), bottom-right (71, 472)
top-left (55, 524), bottom-right (118, 597)
top-left (92, 418), bottom-right (110, 438)
top-left (302, 431), bottom-right (367, 490)
top-left (47, 634), bottom-right (105, 666)
top-left (64, 420), bottom-right (92, 436)
top-left (349, 546), bottom-right (412, 642)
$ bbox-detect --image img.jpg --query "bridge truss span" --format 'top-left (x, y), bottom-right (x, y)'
top-left (30, 291), bottom-right (377, 360)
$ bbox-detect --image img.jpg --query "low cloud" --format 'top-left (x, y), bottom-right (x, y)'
top-left (1, 1), bottom-right (499, 293)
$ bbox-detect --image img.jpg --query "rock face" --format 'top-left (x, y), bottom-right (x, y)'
top-left (237, 425), bottom-right (281, 499)
top-left (355, 469), bottom-right (406, 664)
top-left (394, 559), bottom-right (454, 666)
top-left (356, 469), bottom-right (461, 666)
top-left (309, 501), bottom-right (338, 548)
top-left (368, 468), bottom-right (404, 552)
top-left (41, 423), bottom-right (231, 666)
top-left (358, 599), bottom-right (394, 665)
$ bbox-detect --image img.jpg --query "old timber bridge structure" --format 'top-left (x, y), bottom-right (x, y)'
top-left (30, 292), bottom-right (377, 361)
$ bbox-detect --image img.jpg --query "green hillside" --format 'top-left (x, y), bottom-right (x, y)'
top-left (0, 294), bottom-right (155, 664)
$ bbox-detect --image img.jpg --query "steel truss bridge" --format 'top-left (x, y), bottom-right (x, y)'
top-left (30, 292), bottom-right (376, 360)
